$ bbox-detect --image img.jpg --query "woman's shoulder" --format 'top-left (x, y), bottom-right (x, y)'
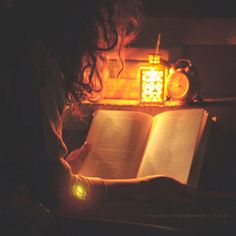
top-left (30, 39), bottom-right (61, 81)
top-left (30, 39), bottom-right (65, 113)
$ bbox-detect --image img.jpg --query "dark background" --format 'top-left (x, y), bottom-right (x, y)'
top-left (142, 0), bottom-right (236, 18)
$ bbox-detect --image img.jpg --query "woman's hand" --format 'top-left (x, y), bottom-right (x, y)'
top-left (66, 142), bottom-right (91, 173)
top-left (104, 175), bottom-right (197, 207)
top-left (136, 175), bottom-right (197, 207)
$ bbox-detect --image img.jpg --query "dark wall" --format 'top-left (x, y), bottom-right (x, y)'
top-left (183, 45), bottom-right (236, 97)
top-left (142, 0), bottom-right (236, 18)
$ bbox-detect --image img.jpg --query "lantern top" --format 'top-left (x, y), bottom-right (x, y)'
top-left (148, 54), bottom-right (161, 64)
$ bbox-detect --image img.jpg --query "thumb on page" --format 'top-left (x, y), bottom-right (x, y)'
top-left (66, 141), bottom-right (91, 173)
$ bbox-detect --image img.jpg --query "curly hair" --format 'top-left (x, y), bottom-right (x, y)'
top-left (61, 0), bottom-right (143, 104)
top-left (11, 0), bottom-right (142, 104)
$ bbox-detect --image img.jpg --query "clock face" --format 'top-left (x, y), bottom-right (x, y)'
top-left (167, 71), bottom-right (190, 99)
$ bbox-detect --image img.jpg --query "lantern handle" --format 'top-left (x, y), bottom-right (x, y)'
top-left (155, 34), bottom-right (161, 56)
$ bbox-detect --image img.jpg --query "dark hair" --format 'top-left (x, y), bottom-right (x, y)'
top-left (10, 0), bottom-right (142, 104)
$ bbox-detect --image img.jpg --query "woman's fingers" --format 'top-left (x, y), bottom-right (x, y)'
top-left (76, 141), bottom-right (91, 161)
top-left (138, 175), bottom-right (198, 206)
top-left (66, 142), bottom-right (91, 173)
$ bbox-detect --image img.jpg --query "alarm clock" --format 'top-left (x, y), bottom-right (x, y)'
top-left (166, 59), bottom-right (200, 103)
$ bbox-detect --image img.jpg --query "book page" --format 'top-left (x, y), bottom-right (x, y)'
top-left (137, 109), bottom-right (205, 184)
top-left (78, 110), bottom-right (153, 179)
top-left (187, 112), bottom-right (212, 188)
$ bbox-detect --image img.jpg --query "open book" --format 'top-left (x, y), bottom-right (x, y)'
top-left (78, 108), bottom-right (213, 188)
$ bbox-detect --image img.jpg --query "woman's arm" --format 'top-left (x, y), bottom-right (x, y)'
top-left (66, 145), bottom-right (197, 215)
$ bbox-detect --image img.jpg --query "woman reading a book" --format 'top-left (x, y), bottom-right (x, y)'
top-left (0, 0), bottom-right (195, 235)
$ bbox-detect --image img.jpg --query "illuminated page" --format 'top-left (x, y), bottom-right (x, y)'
top-left (78, 110), bottom-right (153, 179)
top-left (187, 111), bottom-right (211, 188)
top-left (137, 109), bottom-right (205, 184)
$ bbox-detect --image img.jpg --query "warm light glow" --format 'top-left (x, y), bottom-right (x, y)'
top-left (168, 67), bottom-right (175, 75)
top-left (140, 66), bottom-right (167, 103)
top-left (72, 184), bottom-right (87, 200)
top-left (148, 55), bottom-right (160, 64)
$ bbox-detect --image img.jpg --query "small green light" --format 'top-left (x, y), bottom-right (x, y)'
top-left (72, 184), bottom-right (87, 200)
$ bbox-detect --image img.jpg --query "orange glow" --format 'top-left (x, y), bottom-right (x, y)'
top-left (168, 67), bottom-right (175, 75)
top-left (148, 55), bottom-right (160, 64)
top-left (82, 47), bottom-right (181, 104)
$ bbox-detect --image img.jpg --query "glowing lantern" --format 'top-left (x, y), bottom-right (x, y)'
top-left (140, 54), bottom-right (168, 104)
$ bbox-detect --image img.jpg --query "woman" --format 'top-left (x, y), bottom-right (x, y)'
top-left (0, 0), bottom-right (195, 235)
